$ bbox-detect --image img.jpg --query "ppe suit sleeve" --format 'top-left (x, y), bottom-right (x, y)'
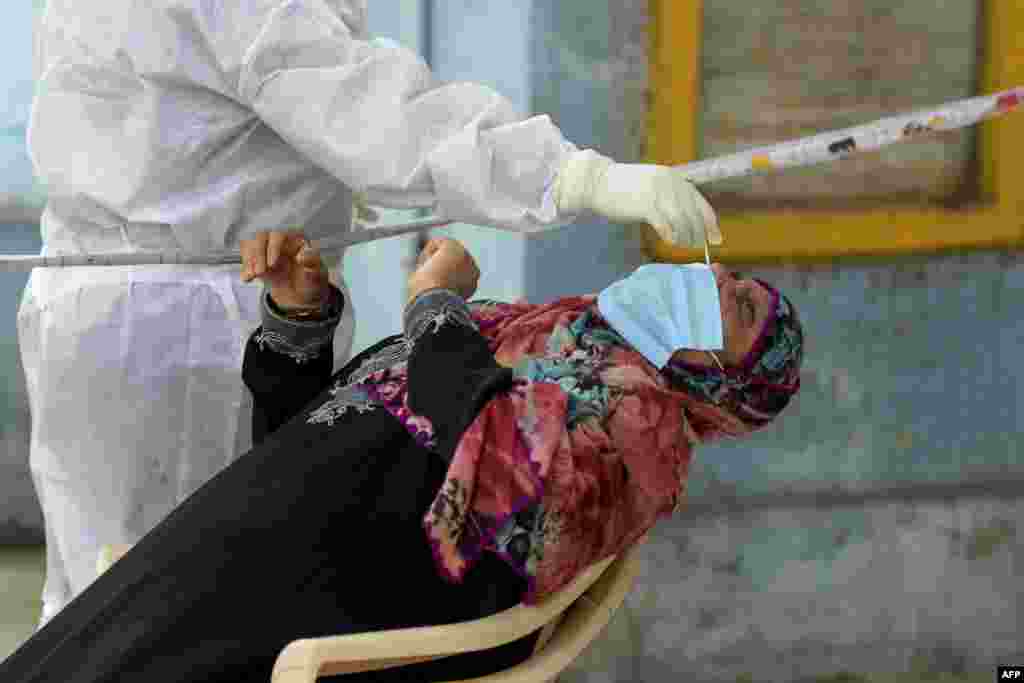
top-left (403, 289), bottom-right (517, 461)
top-left (242, 285), bottom-right (344, 444)
top-left (234, 1), bottom-right (576, 236)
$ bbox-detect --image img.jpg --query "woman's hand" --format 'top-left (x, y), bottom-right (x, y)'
top-left (407, 237), bottom-right (480, 304)
top-left (240, 230), bottom-right (330, 310)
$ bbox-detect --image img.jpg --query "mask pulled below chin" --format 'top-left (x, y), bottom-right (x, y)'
top-left (597, 263), bottom-right (723, 369)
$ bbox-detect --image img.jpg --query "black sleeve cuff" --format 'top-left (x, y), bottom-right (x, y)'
top-left (403, 288), bottom-right (477, 343)
top-left (256, 285), bottom-right (344, 364)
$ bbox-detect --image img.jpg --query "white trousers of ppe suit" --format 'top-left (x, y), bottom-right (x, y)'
top-left (18, 251), bottom-right (354, 627)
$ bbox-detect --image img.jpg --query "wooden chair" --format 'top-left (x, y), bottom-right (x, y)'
top-left (96, 541), bottom-right (643, 682)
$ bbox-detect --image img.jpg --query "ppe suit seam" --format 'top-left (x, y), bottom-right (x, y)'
top-left (175, 286), bottom-right (202, 504)
top-left (238, 0), bottom-right (339, 105)
top-left (236, 0), bottom-right (293, 102)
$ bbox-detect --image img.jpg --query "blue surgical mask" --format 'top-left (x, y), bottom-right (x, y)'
top-left (597, 263), bottom-right (724, 369)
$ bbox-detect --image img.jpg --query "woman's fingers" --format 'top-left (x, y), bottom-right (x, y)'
top-left (410, 237), bottom-right (479, 299)
top-left (241, 229), bottom-right (330, 309)
top-left (268, 230), bottom-right (312, 269)
top-left (417, 237), bottom-right (443, 267)
top-left (266, 231), bottom-right (290, 269)
top-left (295, 241), bottom-right (323, 270)
top-left (242, 231), bottom-right (314, 282)
top-left (239, 232), bottom-right (269, 282)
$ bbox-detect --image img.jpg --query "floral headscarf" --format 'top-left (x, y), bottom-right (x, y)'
top-left (425, 289), bottom-right (802, 601)
top-left (357, 287), bottom-right (804, 602)
top-left (660, 279), bottom-right (805, 433)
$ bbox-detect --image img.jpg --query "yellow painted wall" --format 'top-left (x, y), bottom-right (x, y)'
top-left (645, 0), bottom-right (1024, 264)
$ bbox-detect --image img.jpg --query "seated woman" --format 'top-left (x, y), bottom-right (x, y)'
top-left (0, 236), bottom-right (804, 682)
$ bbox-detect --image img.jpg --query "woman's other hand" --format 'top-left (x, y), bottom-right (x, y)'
top-left (241, 230), bottom-right (330, 310)
top-left (407, 237), bottom-right (480, 304)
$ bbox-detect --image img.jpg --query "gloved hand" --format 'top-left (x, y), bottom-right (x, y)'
top-left (555, 149), bottom-right (722, 247)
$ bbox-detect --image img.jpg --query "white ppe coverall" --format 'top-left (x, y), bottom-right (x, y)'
top-left (22, 0), bottom-right (575, 624)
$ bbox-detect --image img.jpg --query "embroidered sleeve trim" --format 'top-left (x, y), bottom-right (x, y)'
top-left (254, 328), bottom-right (335, 364)
top-left (305, 337), bottom-right (412, 427)
top-left (258, 285), bottom-right (343, 364)
top-left (344, 338), bottom-right (413, 387)
top-left (403, 288), bottom-right (478, 345)
top-left (306, 384), bottom-right (378, 426)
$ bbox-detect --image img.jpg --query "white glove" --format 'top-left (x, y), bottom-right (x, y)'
top-left (555, 149), bottom-right (722, 247)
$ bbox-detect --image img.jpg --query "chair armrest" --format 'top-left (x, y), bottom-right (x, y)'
top-left (270, 554), bottom-right (619, 682)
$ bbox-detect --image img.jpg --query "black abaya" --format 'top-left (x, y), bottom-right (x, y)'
top-left (0, 288), bottom-right (538, 682)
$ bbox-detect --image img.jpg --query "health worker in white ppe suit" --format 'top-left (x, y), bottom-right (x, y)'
top-left (20, 0), bottom-right (722, 625)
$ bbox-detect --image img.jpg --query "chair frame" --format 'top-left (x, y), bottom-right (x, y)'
top-left (97, 543), bottom-right (643, 682)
